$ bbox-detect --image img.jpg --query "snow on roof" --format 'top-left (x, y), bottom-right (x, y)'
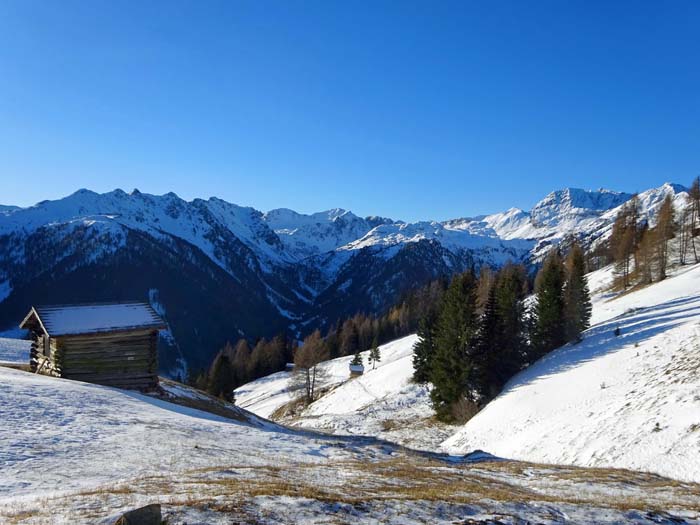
top-left (23, 302), bottom-right (166, 337)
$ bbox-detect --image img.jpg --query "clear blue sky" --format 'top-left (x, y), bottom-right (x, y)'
top-left (1, 1), bottom-right (699, 221)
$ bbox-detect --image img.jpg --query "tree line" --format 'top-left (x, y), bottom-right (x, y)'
top-left (190, 276), bottom-right (450, 400)
top-left (590, 177), bottom-right (700, 288)
top-left (413, 243), bottom-right (591, 422)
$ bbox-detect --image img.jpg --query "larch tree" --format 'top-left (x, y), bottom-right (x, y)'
top-left (689, 177), bottom-right (700, 263)
top-left (610, 195), bottom-right (640, 289)
top-left (293, 330), bottom-right (329, 404)
top-left (207, 351), bottom-right (236, 401)
top-left (654, 194), bottom-right (676, 280)
top-left (231, 339), bottom-right (252, 387)
top-left (635, 224), bottom-right (654, 284)
top-left (339, 319), bottom-right (359, 357)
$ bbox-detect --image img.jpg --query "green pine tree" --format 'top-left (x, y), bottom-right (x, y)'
top-left (412, 313), bottom-right (438, 383)
top-left (494, 264), bottom-right (529, 374)
top-left (430, 270), bottom-right (479, 421)
top-left (564, 242), bottom-right (592, 343)
top-left (473, 264), bottom-right (529, 401)
top-left (368, 335), bottom-right (381, 370)
top-left (531, 250), bottom-right (567, 359)
top-left (473, 277), bottom-right (500, 400)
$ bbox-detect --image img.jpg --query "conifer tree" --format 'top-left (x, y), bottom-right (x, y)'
top-left (563, 242), bottom-right (592, 343)
top-left (368, 335), bottom-right (381, 369)
top-left (531, 250), bottom-right (567, 358)
top-left (350, 352), bottom-right (363, 366)
top-left (493, 264), bottom-right (529, 379)
top-left (430, 270), bottom-right (479, 421)
top-left (412, 315), bottom-right (437, 383)
top-left (473, 277), bottom-right (501, 399)
top-left (472, 264), bottom-right (529, 400)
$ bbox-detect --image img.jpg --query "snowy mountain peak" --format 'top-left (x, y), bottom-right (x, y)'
top-left (263, 207), bottom-right (377, 259)
top-left (530, 187), bottom-right (633, 228)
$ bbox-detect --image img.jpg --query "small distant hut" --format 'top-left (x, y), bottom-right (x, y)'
top-left (19, 302), bottom-right (166, 390)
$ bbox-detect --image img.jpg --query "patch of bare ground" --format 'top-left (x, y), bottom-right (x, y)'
top-left (6, 455), bottom-right (700, 523)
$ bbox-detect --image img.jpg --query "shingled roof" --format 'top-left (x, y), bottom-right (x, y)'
top-left (20, 302), bottom-right (166, 337)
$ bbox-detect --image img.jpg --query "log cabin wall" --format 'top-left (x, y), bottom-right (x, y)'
top-left (55, 330), bottom-right (158, 389)
top-left (57, 329), bottom-right (159, 389)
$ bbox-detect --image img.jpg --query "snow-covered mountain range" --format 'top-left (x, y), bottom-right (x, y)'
top-left (0, 182), bottom-right (687, 372)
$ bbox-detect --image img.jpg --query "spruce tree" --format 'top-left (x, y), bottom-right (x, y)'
top-left (412, 315), bottom-right (436, 383)
top-left (563, 242), bottom-right (592, 343)
top-left (531, 250), bottom-right (567, 358)
top-left (473, 264), bottom-right (529, 400)
top-left (429, 270), bottom-right (479, 421)
top-left (368, 335), bottom-right (381, 369)
top-left (493, 264), bottom-right (529, 384)
top-left (473, 277), bottom-right (501, 399)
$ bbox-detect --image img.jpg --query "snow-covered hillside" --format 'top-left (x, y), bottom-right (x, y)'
top-left (239, 260), bottom-right (700, 487)
top-left (444, 263), bottom-right (700, 483)
top-left (3, 367), bottom-right (700, 523)
top-left (236, 335), bottom-right (458, 449)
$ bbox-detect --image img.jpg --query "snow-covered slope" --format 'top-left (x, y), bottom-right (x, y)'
top-left (240, 259), bottom-right (700, 485)
top-left (236, 335), bottom-right (457, 449)
top-left (443, 263), bottom-right (700, 483)
top-left (4, 368), bottom-right (700, 523)
top-left (236, 335), bottom-right (419, 420)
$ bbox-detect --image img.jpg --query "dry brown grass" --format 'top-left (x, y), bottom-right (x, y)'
top-left (6, 448), bottom-right (700, 523)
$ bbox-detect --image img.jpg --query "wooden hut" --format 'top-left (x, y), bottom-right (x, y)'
top-left (19, 302), bottom-right (166, 390)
